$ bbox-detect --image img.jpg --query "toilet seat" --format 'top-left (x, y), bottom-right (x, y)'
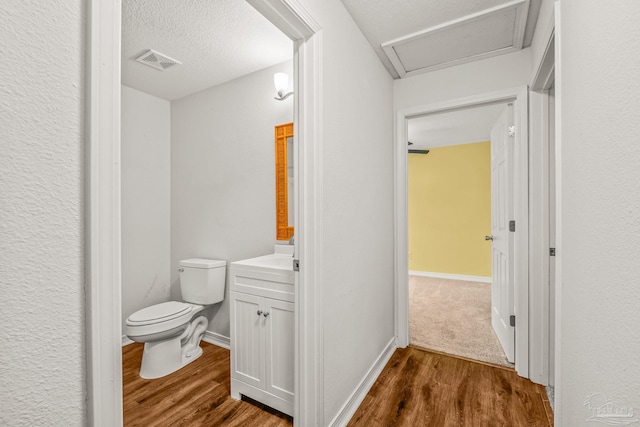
top-left (125, 301), bottom-right (203, 340)
top-left (127, 301), bottom-right (192, 326)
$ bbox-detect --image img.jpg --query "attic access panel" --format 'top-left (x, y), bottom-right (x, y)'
top-left (382, 0), bottom-right (530, 78)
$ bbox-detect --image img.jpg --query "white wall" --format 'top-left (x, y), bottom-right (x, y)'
top-left (297, 0), bottom-right (396, 423)
top-left (556, 2), bottom-right (640, 424)
top-left (0, 1), bottom-right (85, 425)
top-left (121, 85), bottom-right (171, 334)
top-left (394, 48), bottom-right (532, 109)
top-left (170, 61), bottom-right (293, 339)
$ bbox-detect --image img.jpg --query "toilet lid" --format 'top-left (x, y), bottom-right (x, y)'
top-left (127, 301), bottom-right (192, 326)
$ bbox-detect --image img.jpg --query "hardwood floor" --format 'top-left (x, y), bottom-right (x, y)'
top-left (124, 342), bottom-right (553, 427)
top-left (122, 342), bottom-right (293, 427)
top-left (348, 346), bottom-right (553, 427)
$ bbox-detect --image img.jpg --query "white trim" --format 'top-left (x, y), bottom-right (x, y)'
top-left (328, 338), bottom-right (397, 427)
top-left (203, 331), bottom-right (231, 350)
top-left (382, 0), bottom-right (529, 78)
top-left (87, 0), bottom-right (123, 426)
top-left (528, 11), bottom-right (555, 386)
top-left (394, 111), bottom-right (409, 348)
top-left (247, 0), bottom-right (317, 40)
top-left (294, 30), bottom-right (325, 427)
top-left (530, 8), bottom-right (556, 91)
top-left (512, 86), bottom-right (529, 378)
top-left (395, 87), bottom-right (530, 379)
top-left (552, 2), bottom-right (563, 416)
top-left (409, 271), bottom-right (492, 284)
top-left (527, 90), bottom-right (550, 385)
top-left (247, 2), bottom-right (324, 426)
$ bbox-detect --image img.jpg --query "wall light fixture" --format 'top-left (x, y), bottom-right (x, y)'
top-left (274, 72), bottom-right (293, 101)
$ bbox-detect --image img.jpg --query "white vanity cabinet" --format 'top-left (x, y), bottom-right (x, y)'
top-left (230, 254), bottom-right (295, 416)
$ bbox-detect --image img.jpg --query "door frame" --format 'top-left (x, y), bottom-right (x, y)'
top-left (528, 6), bottom-right (556, 386)
top-left (247, 2), bottom-right (324, 424)
top-left (394, 86), bottom-right (530, 377)
top-left (86, 1), bottom-right (123, 425)
top-left (86, 0), bottom-right (324, 425)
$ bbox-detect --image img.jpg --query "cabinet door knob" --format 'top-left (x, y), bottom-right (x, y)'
top-left (263, 312), bottom-right (270, 318)
top-left (257, 310), bottom-right (263, 316)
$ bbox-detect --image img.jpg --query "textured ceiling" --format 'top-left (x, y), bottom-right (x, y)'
top-left (122, 1), bottom-right (541, 100)
top-left (408, 103), bottom-right (507, 149)
top-left (122, 0), bottom-right (293, 100)
top-left (341, 0), bottom-right (541, 78)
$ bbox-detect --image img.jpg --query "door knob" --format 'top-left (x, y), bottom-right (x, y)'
top-left (257, 310), bottom-right (263, 316)
top-left (485, 235), bottom-right (494, 241)
top-left (263, 312), bottom-right (270, 318)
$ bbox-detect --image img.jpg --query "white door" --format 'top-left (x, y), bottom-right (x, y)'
top-left (490, 104), bottom-right (515, 363)
top-left (264, 299), bottom-right (295, 403)
top-left (230, 291), bottom-right (265, 389)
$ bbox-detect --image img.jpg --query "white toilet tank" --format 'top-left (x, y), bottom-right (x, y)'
top-left (178, 258), bottom-right (226, 304)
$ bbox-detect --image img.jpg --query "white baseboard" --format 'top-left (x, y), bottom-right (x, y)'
top-left (328, 337), bottom-right (397, 427)
top-left (202, 330), bottom-right (230, 350)
top-left (409, 270), bottom-right (491, 283)
top-left (122, 331), bottom-right (230, 350)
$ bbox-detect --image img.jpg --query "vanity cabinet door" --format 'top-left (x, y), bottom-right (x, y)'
top-left (230, 291), bottom-right (265, 390)
top-left (264, 299), bottom-right (295, 402)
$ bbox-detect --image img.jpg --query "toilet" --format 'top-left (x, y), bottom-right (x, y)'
top-left (125, 258), bottom-right (226, 379)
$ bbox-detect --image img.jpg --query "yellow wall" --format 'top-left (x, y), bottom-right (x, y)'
top-left (408, 141), bottom-right (492, 277)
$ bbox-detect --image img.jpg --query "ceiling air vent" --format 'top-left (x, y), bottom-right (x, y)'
top-left (135, 49), bottom-right (181, 71)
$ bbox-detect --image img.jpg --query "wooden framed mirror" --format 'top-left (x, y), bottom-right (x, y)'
top-left (275, 123), bottom-right (294, 240)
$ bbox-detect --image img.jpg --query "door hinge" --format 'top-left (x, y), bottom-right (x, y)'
top-left (508, 125), bottom-right (516, 137)
top-left (509, 220), bottom-right (516, 232)
top-left (293, 259), bottom-right (300, 271)
top-left (550, 248), bottom-right (556, 256)
top-left (510, 315), bottom-right (516, 327)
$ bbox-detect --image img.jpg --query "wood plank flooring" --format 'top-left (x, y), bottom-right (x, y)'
top-left (348, 346), bottom-right (553, 427)
top-left (124, 342), bottom-right (553, 427)
top-left (123, 342), bottom-right (293, 427)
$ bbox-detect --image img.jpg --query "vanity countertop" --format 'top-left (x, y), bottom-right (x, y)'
top-left (231, 244), bottom-right (294, 272)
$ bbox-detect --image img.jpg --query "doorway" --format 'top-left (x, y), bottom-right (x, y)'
top-left (87, 0), bottom-right (323, 425)
top-left (395, 86), bottom-right (530, 377)
top-left (406, 102), bottom-right (514, 368)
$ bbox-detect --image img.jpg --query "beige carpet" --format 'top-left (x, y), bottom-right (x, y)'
top-left (409, 275), bottom-right (514, 368)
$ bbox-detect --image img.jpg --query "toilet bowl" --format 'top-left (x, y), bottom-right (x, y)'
top-left (125, 258), bottom-right (226, 379)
